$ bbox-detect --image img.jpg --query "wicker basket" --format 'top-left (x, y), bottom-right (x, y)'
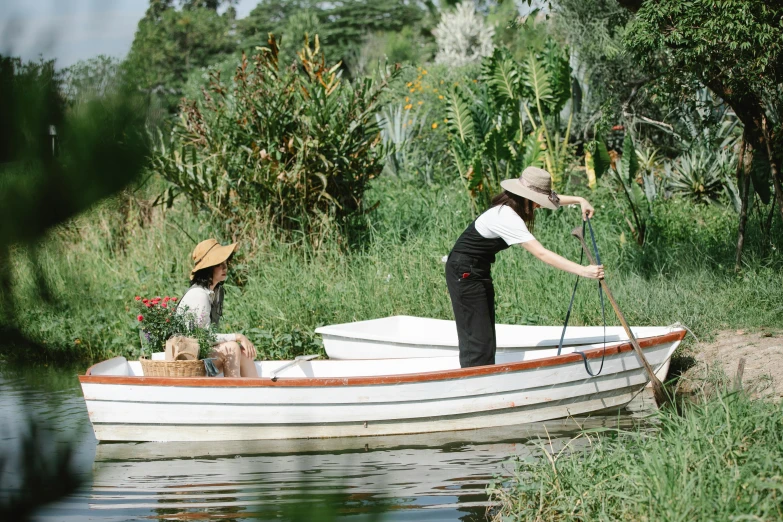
top-left (139, 357), bottom-right (206, 377)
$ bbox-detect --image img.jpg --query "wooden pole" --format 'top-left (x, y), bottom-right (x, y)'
top-left (571, 226), bottom-right (667, 406)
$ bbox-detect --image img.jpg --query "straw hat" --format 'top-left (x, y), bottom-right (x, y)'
top-left (189, 239), bottom-right (238, 280)
top-left (499, 166), bottom-right (561, 210)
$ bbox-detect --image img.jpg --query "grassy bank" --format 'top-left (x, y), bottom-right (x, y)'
top-left (4, 176), bottom-right (782, 363)
top-left (487, 389), bottom-right (783, 520)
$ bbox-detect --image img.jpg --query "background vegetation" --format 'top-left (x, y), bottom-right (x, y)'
top-left (2, 0), bottom-right (782, 367)
top-left (1, 2), bottom-right (782, 519)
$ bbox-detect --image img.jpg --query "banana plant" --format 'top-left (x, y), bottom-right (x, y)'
top-left (613, 134), bottom-right (655, 246)
top-left (443, 40), bottom-right (572, 214)
top-left (444, 86), bottom-right (489, 212)
top-left (517, 42), bottom-right (572, 188)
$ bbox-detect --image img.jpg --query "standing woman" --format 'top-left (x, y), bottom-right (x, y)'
top-left (446, 167), bottom-right (605, 368)
top-left (178, 239), bottom-right (259, 378)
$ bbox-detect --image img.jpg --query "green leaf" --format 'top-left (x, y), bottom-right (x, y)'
top-left (485, 50), bottom-right (520, 107)
top-left (621, 133), bottom-right (638, 183)
top-left (521, 54), bottom-right (553, 107)
top-left (520, 132), bottom-right (544, 169)
top-left (445, 88), bottom-right (475, 145)
top-left (587, 137), bottom-right (611, 180)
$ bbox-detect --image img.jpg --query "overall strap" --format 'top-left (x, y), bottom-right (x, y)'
top-left (557, 217), bottom-right (607, 377)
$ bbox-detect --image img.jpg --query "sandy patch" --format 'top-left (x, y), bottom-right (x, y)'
top-left (677, 329), bottom-right (783, 400)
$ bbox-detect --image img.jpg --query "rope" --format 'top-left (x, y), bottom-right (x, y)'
top-left (557, 217), bottom-right (607, 377)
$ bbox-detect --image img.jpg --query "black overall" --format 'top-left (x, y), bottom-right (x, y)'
top-left (446, 221), bottom-right (510, 368)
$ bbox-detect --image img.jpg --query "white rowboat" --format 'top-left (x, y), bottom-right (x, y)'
top-left (317, 315), bottom-right (675, 359)
top-left (79, 327), bottom-right (685, 442)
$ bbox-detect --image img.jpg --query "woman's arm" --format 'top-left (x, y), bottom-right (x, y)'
top-left (519, 240), bottom-right (604, 279)
top-left (557, 195), bottom-right (595, 221)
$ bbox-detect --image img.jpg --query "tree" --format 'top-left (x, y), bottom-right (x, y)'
top-left (624, 0), bottom-right (783, 263)
top-left (61, 55), bottom-right (122, 105)
top-left (239, 0), bottom-right (427, 76)
top-left (239, 0), bottom-right (318, 43)
top-left (326, 0), bottom-right (425, 74)
top-left (124, 1), bottom-right (237, 112)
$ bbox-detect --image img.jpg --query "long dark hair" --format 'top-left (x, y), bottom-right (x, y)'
top-left (187, 259), bottom-right (231, 327)
top-left (491, 190), bottom-right (536, 230)
top-left (190, 267), bottom-right (214, 289)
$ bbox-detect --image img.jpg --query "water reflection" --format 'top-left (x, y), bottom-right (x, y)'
top-left (0, 366), bottom-right (647, 521)
top-left (87, 424), bottom-right (604, 521)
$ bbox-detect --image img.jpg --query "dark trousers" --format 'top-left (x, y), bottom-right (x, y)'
top-left (445, 252), bottom-right (496, 368)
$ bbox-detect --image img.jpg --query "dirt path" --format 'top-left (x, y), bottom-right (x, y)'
top-left (677, 329), bottom-right (783, 400)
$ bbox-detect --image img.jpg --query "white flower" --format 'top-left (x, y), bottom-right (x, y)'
top-left (433, 1), bottom-right (495, 68)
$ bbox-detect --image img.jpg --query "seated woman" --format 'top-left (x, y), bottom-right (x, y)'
top-left (177, 238), bottom-right (258, 378)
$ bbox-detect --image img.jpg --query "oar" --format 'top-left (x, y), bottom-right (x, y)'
top-left (571, 226), bottom-right (667, 405)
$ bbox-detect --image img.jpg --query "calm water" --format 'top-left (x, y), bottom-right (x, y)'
top-left (0, 365), bottom-right (650, 521)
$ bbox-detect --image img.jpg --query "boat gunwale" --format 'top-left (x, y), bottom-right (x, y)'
top-left (80, 330), bottom-right (684, 387)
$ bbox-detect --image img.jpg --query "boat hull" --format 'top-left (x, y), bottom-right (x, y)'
top-left (79, 330), bottom-right (684, 442)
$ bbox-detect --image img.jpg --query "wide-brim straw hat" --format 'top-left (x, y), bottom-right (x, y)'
top-left (499, 166), bottom-right (561, 210)
top-left (190, 238), bottom-right (238, 280)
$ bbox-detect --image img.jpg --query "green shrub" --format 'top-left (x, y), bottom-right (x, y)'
top-left (151, 34), bottom-right (399, 238)
top-left (377, 63), bottom-right (478, 184)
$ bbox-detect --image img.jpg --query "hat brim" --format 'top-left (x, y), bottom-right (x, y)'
top-left (190, 242), bottom-right (238, 279)
top-left (500, 179), bottom-right (559, 210)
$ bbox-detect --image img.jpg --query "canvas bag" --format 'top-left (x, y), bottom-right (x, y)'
top-left (165, 336), bottom-right (200, 361)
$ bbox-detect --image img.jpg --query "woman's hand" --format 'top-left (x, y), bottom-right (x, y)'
top-left (235, 334), bottom-right (257, 360)
top-left (581, 264), bottom-right (604, 279)
top-left (580, 198), bottom-right (595, 221)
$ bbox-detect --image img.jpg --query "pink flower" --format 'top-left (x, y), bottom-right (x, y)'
top-left (135, 296), bottom-right (141, 301)
top-left (171, 297), bottom-right (178, 302)
top-left (161, 302), bottom-right (167, 308)
top-left (137, 314), bottom-right (144, 321)
top-left (142, 299), bottom-right (149, 304)
top-left (163, 296), bottom-right (170, 303)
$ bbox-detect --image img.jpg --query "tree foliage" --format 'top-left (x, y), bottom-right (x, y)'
top-left (240, 0), bottom-right (427, 75)
top-left (124, 1), bottom-right (237, 111)
top-left (624, 0), bottom-right (783, 209)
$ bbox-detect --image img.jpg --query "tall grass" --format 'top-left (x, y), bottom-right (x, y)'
top-left (487, 389), bottom-right (783, 521)
top-left (4, 175), bottom-right (782, 363)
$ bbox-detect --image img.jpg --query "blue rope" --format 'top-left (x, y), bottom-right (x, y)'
top-left (557, 217), bottom-right (607, 377)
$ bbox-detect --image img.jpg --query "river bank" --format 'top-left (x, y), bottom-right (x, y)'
top-left (488, 330), bottom-right (783, 521)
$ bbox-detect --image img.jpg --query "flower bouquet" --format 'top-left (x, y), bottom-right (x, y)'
top-left (135, 295), bottom-right (217, 363)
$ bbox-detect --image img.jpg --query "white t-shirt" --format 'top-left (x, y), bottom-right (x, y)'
top-left (474, 204), bottom-right (535, 246)
top-left (177, 286), bottom-right (236, 344)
